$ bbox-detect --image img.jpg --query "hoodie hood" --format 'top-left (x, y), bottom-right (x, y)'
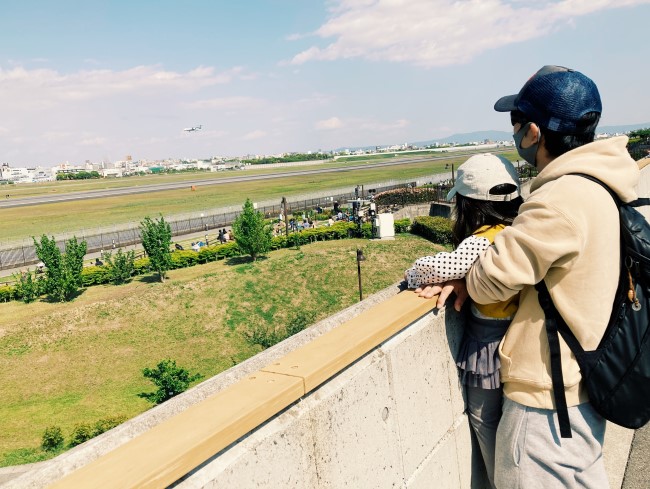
top-left (530, 136), bottom-right (639, 202)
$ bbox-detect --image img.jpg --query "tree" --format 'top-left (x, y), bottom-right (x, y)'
top-left (33, 235), bottom-right (87, 302)
top-left (138, 359), bottom-right (203, 405)
top-left (102, 248), bottom-right (136, 285)
top-left (628, 128), bottom-right (650, 160)
top-left (232, 198), bottom-right (273, 261)
top-left (12, 269), bottom-right (42, 303)
top-left (140, 215), bottom-right (172, 282)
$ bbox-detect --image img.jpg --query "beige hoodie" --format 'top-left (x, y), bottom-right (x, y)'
top-left (467, 136), bottom-right (640, 409)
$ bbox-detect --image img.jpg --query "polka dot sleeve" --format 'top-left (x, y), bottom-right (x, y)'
top-left (405, 235), bottom-right (491, 288)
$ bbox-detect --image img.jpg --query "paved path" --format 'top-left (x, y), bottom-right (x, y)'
top-left (622, 423), bottom-right (650, 488)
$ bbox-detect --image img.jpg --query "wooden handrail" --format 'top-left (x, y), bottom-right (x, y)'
top-left (50, 290), bottom-right (436, 488)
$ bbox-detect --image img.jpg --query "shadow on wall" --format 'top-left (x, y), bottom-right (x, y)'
top-left (442, 302), bottom-right (491, 489)
top-left (430, 204), bottom-right (452, 218)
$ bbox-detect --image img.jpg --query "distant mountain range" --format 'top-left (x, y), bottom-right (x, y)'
top-left (336, 122), bottom-right (650, 152)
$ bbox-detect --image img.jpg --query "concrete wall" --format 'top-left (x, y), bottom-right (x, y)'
top-left (391, 203), bottom-right (452, 221)
top-left (3, 285), bottom-right (487, 489)
top-left (1, 282), bottom-right (633, 488)
top-left (173, 300), bottom-right (480, 489)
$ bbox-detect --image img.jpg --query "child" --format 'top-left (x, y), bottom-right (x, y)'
top-left (405, 153), bottom-right (523, 489)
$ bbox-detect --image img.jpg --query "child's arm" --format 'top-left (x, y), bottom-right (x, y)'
top-left (405, 235), bottom-right (490, 288)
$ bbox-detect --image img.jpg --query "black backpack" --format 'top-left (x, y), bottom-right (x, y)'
top-left (536, 173), bottom-right (650, 438)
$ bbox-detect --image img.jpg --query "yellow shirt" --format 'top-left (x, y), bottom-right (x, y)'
top-left (472, 225), bottom-right (519, 319)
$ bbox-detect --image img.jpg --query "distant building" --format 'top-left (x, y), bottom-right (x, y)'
top-left (0, 163), bottom-right (56, 183)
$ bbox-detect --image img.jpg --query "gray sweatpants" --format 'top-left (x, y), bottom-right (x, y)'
top-left (494, 398), bottom-right (609, 489)
top-left (466, 385), bottom-right (503, 489)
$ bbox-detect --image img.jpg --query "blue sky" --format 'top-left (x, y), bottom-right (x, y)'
top-left (1, 0), bottom-right (649, 167)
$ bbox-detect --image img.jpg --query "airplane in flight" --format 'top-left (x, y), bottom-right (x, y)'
top-left (183, 125), bottom-right (202, 132)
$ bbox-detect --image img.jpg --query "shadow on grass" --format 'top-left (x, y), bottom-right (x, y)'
top-left (41, 289), bottom-right (85, 303)
top-left (134, 274), bottom-right (164, 284)
top-left (225, 255), bottom-right (269, 266)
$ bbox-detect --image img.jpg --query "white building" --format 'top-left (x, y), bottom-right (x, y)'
top-left (0, 163), bottom-right (56, 183)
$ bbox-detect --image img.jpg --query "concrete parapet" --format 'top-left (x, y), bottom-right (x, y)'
top-left (1, 282), bottom-right (633, 488)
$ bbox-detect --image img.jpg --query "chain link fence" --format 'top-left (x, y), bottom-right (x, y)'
top-left (0, 174), bottom-right (449, 272)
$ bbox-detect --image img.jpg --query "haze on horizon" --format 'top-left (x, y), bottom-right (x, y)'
top-left (1, 0), bottom-right (649, 168)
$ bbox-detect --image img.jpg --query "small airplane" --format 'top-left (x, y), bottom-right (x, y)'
top-left (183, 125), bottom-right (202, 132)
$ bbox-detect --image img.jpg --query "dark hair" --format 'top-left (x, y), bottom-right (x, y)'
top-left (540, 111), bottom-right (600, 157)
top-left (452, 187), bottom-right (523, 245)
top-left (512, 110), bottom-right (600, 158)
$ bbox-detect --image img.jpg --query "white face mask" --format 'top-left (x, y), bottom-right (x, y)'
top-left (513, 122), bottom-right (539, 167)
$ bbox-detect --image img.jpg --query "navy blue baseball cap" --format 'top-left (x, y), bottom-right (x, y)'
top-left (494, 65), bottom-right (602, 134)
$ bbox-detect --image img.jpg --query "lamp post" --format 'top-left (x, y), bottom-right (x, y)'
top-left (445, 163), bottom-right (455, 185)
top-left (356, 248), bottom-right (366, 301)
top-left (281, 196), bottom-right (289, 238)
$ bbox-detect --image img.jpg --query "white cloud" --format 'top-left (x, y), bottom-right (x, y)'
top-left (360, 118), bottom-right (409, 131)
top-left (316, 117), bottom-right (344, 130)
top-left (295, 92), bottom-right (336, 106)
top-left (42, 131), bottom-right (73, 142)
top-left (290, 0), bottom-right (650, 67)
top-left (77, 137), bottom-right (108, 146)
top-left (184, 96), bottom-right (262, 110)
top-left (0, 64), bottom-right (250, 109)
top-left (242, 130), bottom-right (267, 141)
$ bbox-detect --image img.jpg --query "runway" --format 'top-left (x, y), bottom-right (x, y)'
top-left (0, 152), bottom-right (485, 209)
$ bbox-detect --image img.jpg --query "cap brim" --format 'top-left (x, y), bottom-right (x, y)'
top-left (494, 94), bottom-right (517, 112)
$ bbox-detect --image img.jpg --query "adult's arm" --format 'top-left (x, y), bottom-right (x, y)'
top-left (466, 199), bottom-right (580, 304)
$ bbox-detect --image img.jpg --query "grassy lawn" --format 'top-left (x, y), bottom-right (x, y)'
top-left (1, 149), bottom-right (518, 243)
top-left (0, 233), bottom-right (444, 466)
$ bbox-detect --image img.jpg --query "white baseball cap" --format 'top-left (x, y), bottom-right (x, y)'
top-left (446, 153), bottom-right (521, 202)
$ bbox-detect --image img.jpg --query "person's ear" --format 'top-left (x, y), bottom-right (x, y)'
top-left (525, 122), bottom-right (541, 145)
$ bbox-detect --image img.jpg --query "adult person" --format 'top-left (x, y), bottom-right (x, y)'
top-left (416, 65), bottom-right (639, 487)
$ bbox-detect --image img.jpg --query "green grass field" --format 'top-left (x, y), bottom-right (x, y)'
top-left (2, 150), bottom-right (517, 243)
top-left (0, 234), bottom-right (444, 466)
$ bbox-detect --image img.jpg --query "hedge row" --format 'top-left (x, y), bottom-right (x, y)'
top-left (0, 217), bottom-right (427, 303)
top-left (373, 187), bottom-right (442, 206)
top-left (2, 220), bottom-right (417, 302)
top-left (409, 216), bottom-right (454, 246)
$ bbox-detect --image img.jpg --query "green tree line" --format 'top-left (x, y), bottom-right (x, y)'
top-left (241, 153), bottom-right (332, 165)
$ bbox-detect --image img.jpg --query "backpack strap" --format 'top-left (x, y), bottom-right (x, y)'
top-left (535, 280), bottom-right (573, 438)
top-left (630, 198), bottom-right (650, 207)
top-left (570, 173), bottom-right (650, 208)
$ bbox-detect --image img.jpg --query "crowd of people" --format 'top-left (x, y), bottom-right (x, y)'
top-left (179, 228), bottom-right (234, 252)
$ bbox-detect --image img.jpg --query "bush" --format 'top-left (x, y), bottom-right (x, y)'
top-left (374, 187), bottom-right (440, 206)
top-left (12, 271), bottom-right (43, 303)
top-left (2, 217), bottom-right (384, 303)
top-left (102, 248), bottom-right (136, 285)
top-left (246, 310), bottom-right (316, 349)
top-left (410, 216), bottom-right (453, 245)
top-left (41, 426), bottom-right (64, 452)
top-left (286, 310), bottom-right (315, 337)
top-left (92, 416), bottom-right (127, 437)
top-left (69, 423), bottom-right (94, 447)
top-left (138, 359), bottom-right (203, 405)
top-left (81, 265), bottom-right (111, 286)
top-left (0, 285), bottom-right (14, 302)
top-left (245, 323), bottom-right (282, 349)
top-left (170, 250), bottom-right (198, 268)
top-left (394, 218), bottom-right (411, 233)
